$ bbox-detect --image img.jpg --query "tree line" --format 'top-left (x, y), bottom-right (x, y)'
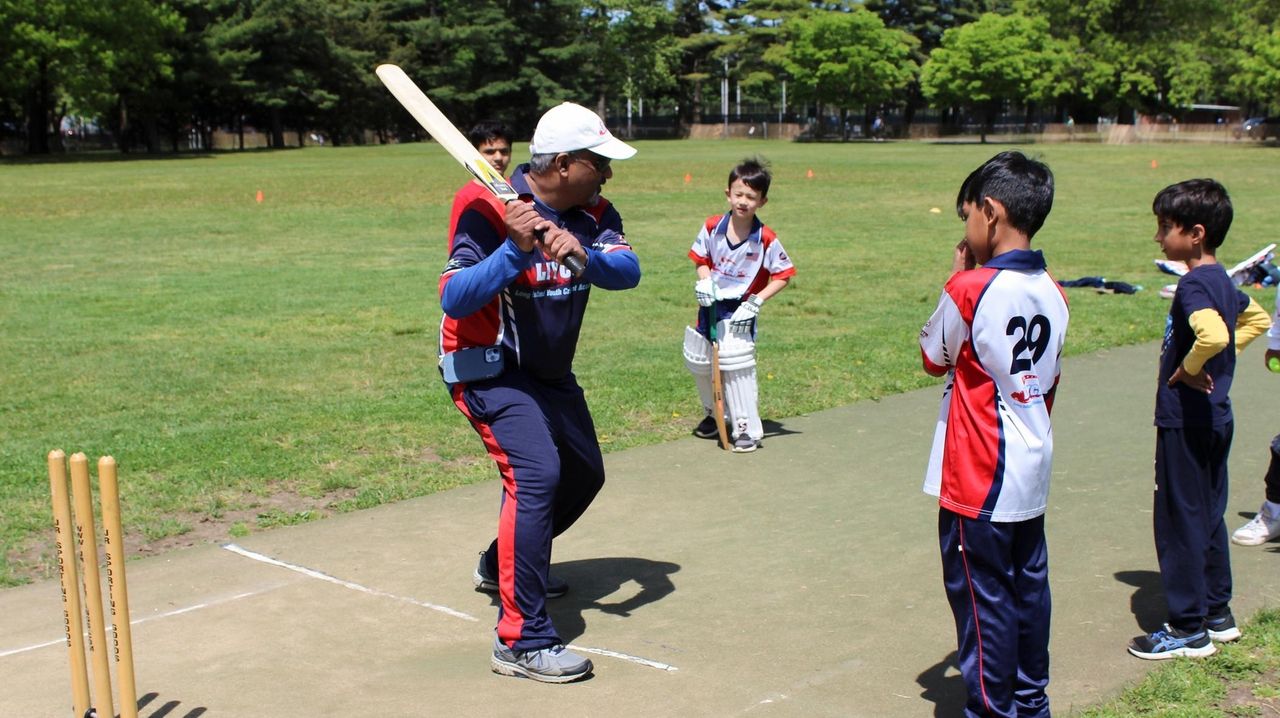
top-left (2, 0), bottom-right (1279, 154)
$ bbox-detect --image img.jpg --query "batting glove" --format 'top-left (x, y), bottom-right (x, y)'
top-left (728, 295), bottom-right (762, 334)
top-left (694, 277), bottom-right (719, 307)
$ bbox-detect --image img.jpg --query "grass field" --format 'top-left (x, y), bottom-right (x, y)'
top-left (2, 140), bottom-right (1277, 589)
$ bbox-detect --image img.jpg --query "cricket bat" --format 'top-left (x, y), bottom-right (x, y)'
top-left (375, 64), bottom-right (585, 276)
top-left (708, 310), bottom-right (730, 450)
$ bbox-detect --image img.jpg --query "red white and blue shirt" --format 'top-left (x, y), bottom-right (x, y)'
top-left (919, 250), bottom-right (1069, 521)
top-left (438, 164), bottom-right (640, 381)
top-left (688, 214), bottom-right (795, 331)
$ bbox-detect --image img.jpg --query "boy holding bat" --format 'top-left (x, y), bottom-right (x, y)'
top-left (683, 157), bottom-right (795, 452)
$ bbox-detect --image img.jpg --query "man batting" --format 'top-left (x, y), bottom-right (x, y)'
top-left (439, 102), bottom-right (639, 683)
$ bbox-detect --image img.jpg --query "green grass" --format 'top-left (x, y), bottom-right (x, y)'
top-left (2, 140), bottom-right (1277, 590)
top-left (1079, 609), bottom-right (1280, 717)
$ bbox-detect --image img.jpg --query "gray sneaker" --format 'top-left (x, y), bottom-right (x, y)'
top-left (491, 638), bottom-right (593, 683)
top-left (473, 553), bottom-right (568, 598)
top-left (732, 433), bottom-right (760, 453)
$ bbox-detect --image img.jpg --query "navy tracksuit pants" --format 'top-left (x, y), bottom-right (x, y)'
top-left (451, 369), bottom-right (605, 651)
top-left (1153, 424), bottom-right (1234, 632)
top-left (939, 509), bottom-right (1051, 718)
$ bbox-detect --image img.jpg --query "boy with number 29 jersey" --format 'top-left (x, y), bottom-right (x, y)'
top-left (918, 151), bottom-right (1066, 718)
top-left (921, 252), bottom-right (1068, 521)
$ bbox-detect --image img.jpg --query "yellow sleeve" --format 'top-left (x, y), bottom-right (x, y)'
top-left (1235, 296), bottom-right (1273, 354)
top-left (1182, 308), bottom-right (1229, 375)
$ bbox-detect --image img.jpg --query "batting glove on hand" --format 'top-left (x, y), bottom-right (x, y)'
top-left (694, 277), bottom-right (719, 307)
top-left (728, 295), bottom-right (762, 334)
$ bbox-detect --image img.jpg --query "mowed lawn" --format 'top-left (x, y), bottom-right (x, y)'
top-left (2, 139), bottom-right (1276, 586)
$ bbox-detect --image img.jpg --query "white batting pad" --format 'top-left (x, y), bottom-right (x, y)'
top-left (723, 366), bottom-right (762, 440)
top-left (716, 331), bottom-right (756, 371)
top-left (683, 326), bottom-right (714, 411)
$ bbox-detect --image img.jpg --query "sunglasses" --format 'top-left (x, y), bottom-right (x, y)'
top-left (573, 152), bottom-right (611, 174)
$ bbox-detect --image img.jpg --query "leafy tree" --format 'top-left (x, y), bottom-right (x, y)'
top-left (919, 11), bottom-right (1066, 141)
top-left (769, 7), bottom-right (918, 135)
top-left (0, 0), bottom-right (180, 153)
top-left (606, 1), bottom-right (683, 124)
top-left (864, 0), bottom-right (992, 128)
top-left (1021, 0), bottom-right (1235, 122)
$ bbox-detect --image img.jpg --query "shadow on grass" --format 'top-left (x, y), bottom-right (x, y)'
top-left (917, 651), bottom-right (968, 716)
top-left (1115, 569), bottom-right (1166, 633)
top-left (477, 556), bottom-right (681, 646)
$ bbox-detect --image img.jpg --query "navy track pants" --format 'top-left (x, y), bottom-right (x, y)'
top-left (1153, 423), bottom-right (1233, 631)
top-left (452, 370), bottom-right (605, 651)
top-left (939, 509), bottom-right (1051, 718)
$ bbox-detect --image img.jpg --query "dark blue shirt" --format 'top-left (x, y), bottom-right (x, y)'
top-left (1155, 263), bottom-right (1251, 428)
top-left (439, 164), bottom-right (640, 380)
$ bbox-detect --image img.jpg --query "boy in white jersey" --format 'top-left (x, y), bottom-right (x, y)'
top-left (919, 151), bottom-right (1068, 717)
top-left (682, 158), bottom-right (795, 452)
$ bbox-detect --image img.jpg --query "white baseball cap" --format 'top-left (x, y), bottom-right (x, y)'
top-left (529, 102), bottom-right (637, 160)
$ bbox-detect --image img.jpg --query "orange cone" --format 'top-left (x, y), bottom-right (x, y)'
top-left (684, 173), bottom-right (692, 184)
top-left (806, 169), bottom-right (814, 179)
top-left (255, 190), bottom-right (264, 203)
top-left (1150, 160), bottom-right (1158, 169)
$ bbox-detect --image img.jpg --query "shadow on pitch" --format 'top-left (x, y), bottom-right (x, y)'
top-left (692, 419), bottom-right (800, 442)
top-left (136, 691), bottom-right (207, 717)
top-left (1115, 569), bottom-right (1166, 632)
top-left (481, 557), bottom-right (680, 644)
top-left (917, 651), bottom-right (967, 716)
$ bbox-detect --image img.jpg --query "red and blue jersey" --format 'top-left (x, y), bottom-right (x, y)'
top-left (438, 164), bottom-right (640, 381)
top-left (688, 214), bottom-right (795, 331)
top-left (919, 250), bottom-right (1069, 521)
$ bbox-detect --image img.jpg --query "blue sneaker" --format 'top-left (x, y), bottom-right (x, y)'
top-left (1207, 612), bottom-right (1242, 642)
top-left (473, 553), bottom-right (568, 599)
top-left (1128, 624), bottom-right (1216, 660)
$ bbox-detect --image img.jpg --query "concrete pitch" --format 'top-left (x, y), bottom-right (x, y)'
top-left (2, 342), bottom-right (1278, 716)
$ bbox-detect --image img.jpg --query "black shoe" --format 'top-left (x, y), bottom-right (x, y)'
top-left (1207, 611), bottom-right (1241, 642)
top-left (693, 415), bottom-right (720, 439)
top-left (473, 553), bottom-right (568, 598)
top-left (1127, 623), bottom-right (1215, 660)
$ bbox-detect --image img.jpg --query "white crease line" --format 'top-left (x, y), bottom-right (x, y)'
top-left (222, 543), bottom-right (478, 622)
top-left (568, 645), bottom-right (679, 672)
top-left (223, 545), bottom-right (676, 671)
top-left (0, 588), bottom-right (275, 659)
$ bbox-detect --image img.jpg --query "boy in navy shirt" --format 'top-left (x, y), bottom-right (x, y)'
top-left (1128, 179), bottom-right (1270, 659)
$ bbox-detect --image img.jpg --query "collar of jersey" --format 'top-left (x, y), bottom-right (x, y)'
top-left (713, 213), bottom-right (763, 245)
top-left (985, 248), bottom-right (1046, 271)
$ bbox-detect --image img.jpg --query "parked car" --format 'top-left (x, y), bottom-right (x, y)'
top-left (1236, 116), bottom-right (1280, 140)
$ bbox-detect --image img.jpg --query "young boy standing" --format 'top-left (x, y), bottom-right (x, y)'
top-left (682, 158), bottom-right (795, 452)
top-left (447, 121), bottom-right (513, 241)
top-left (1128, 179), bottom-right (1271, 659)
top-left (919, 151), bottom-right (1067, 718)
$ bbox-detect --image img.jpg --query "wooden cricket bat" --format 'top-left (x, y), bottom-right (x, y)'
top-left (375, 64), bottom-right (585, 276)
top-left (708, 313), bottom-right (730, 450)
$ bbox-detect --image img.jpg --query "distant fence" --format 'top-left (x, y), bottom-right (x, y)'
top-left (0, 121), bottom-right (1265, 156)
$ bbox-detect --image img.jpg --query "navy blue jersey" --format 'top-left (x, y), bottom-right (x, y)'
top-left (440, 164), bottom-right (640, 381)
top-left (1156, 264), bottom-right (1251, 428)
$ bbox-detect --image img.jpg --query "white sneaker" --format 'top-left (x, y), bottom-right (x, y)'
top-left (1231, 503), bottom-right (1280, 546)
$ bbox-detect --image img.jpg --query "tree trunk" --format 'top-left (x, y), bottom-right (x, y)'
top-left (25, 60), bottom-right (51, 154)
top-left (270, 108), bottom-right (284, 148)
